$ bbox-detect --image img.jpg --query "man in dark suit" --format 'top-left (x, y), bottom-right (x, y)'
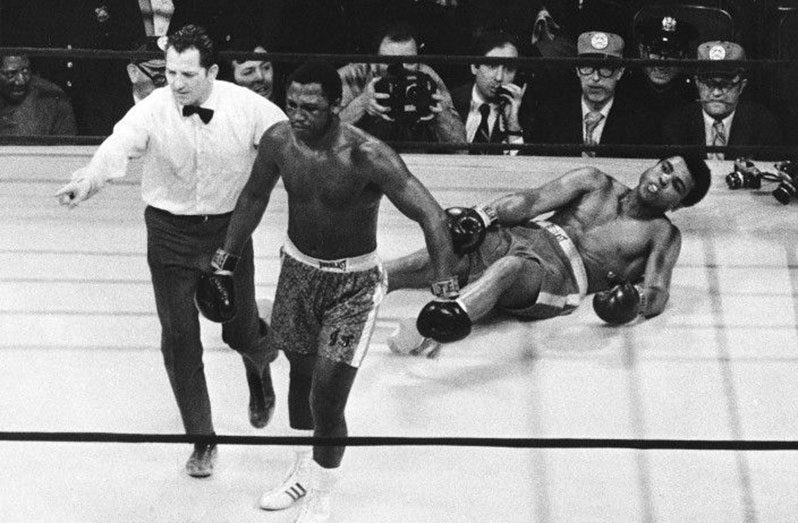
top-left (662, 40), bottom-right (782, 160)
top-left (538, 31), bottom-right (657, 157)
top-left (618, 14), bottom-right (696, 127)
top-left (450, 30), bottom-right (539, 155)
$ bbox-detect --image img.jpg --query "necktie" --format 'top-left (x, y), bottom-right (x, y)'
top-left (471, 103), bottom-right (494, 155)
top-left (182, 105), bottom-right (214, 124)
top-left (583, 111), bottom-right (604, 157)
top-left (711, 119), bottom-right (726, 160)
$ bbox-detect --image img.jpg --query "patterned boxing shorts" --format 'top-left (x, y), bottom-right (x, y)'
top-left (467, 220), bottom-right (589, 319)
top-left (270, 238), bottom-right (388, 368)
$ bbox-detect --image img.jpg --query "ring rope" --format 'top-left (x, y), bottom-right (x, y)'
top-left (3, 134), bottom-right (796, 158)
top-left (1, 431), bottom-right (797, 450)
top-left (0, 46), bottom-right (795, 70)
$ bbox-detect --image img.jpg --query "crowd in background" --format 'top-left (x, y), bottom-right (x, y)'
top-left (1, 0), bottom-right (796, 157)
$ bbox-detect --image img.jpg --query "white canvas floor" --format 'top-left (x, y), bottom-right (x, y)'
top-left (2, 149), bottom-right (798, 522)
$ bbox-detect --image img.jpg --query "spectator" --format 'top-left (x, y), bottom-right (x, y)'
top-left (127, 36), bottom-right (168, 105)
top-left (0, 52), bottom-right (77, 136)
top-left (662, 41), bottom-right (783, 160)
top-left (221, 35), bottom-right (282, 106)
top-left (538, 31), bottom-right (657, 157)
top-left (450, 30), bottom-right (539, 155)
top-left (619, 15), bottom-right (696, 126)
top-left (337, 22), bottom-right (466, 151)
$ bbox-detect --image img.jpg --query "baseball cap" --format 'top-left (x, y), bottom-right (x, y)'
top-left (577, 31), bottom-right (624, 58)
top-left (696, 40), bottom-right (746, 78)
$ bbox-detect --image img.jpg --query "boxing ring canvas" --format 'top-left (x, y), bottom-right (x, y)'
top-left (1, 147), bottom-right (797, 522)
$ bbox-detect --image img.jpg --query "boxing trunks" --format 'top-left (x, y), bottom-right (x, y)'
top-left (270, 238), bottom-right (388, 367)
top-left (467, 220), bottom-right (589, 319)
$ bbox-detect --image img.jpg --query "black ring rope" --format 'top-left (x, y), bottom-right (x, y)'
top-left (3, 134), bottom-right (797, 158)
top-left (0, 46), bottom-right (795, 70)
top-left (1, 431), bottom-right (797, 451)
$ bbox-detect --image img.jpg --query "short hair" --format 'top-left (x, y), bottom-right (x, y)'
top-left (287, 61), bottom-right (342, 103)
top-left (375, 21), bottom-right (418, 51)
top-left (678, 153), bottom-right (711, 207)
top-left (473, 30), bottom-right (520, 57)
top-left (167, 24), bottom-right (216, 69)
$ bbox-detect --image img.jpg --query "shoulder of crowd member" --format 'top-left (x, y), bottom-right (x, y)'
top-left (418, 63), bottom-right (452, 94)
top-left (28, 75), bottom-right (69, 100)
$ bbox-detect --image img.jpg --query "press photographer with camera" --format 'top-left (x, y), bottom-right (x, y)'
top-left (451, 30), bottom-right (540, 155)
top-left (337, 22), bottom-right (466, 150)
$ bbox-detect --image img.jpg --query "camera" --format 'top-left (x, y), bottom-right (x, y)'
top-left (725, 158), bottom-right (762, 190)
top-left (374, 63), bottom-right (437, 125)
top-left (773, 161), bottom-right (798, 204)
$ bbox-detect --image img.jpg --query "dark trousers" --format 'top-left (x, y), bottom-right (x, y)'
top-left (144, 205), bottom-right (270, 435)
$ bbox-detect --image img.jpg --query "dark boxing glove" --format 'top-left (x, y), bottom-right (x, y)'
top-left (194, 248), bottom-right (239, 323)
top-left (417, 298), bottom-right (472, 343)
top-left (446, 205), bottom-right (497, 255)
top-left (593, 274), bottom-right (641, 325)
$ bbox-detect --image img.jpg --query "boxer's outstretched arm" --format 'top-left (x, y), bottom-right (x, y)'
top-left (362, 141), bottom-right (458, 285)
top-left (488, 167), bottom-right (608, 225)
top-left (223, 124), bottom-right (284, 256)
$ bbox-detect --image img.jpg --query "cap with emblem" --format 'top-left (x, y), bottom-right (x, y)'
top-left (697, 40), bottom-right (746, 77)
top-left (577, 31), bottom-right (625, 58)
top-left (639, 16), bottom-right (692, 56)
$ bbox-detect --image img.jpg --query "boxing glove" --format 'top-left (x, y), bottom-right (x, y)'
top-left (593, 277), bottom-right (641, 325)
top-left (416, 299), bottom-right (472, 343)
top-left (194, 248), bottom-right (239, 323)
top-left (446, 205), bottom-right (497, 255)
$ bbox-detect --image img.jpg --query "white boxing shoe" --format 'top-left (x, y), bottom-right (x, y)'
top-left (295, 460), bottom-right (338, 523)
top-left (259, 451), bottom-right (311, 511)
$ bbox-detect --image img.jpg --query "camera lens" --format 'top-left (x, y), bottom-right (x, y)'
top-left (725, 171), bottom-right (743, 189)
top-left (773, 177), bottom-right (797, 204)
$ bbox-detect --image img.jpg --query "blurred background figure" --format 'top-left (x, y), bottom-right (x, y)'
top-left (619, 14), bottom-right (696, 126)
top-left (0, 52), bottom-right (77, 136)
top-left (127, 36), bottom-right (168, 104)
top-left (221, 35), bottom-right (282, 106)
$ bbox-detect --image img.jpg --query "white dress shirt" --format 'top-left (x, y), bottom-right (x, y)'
top-left (75, 80), bottom-right (287, 215)
top-left (465, 85), bottom-right (523, 156)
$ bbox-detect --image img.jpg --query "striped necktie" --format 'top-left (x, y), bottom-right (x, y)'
top-left (583, 111), bottom-right (604, 157)
top-left (711, 119), bottom-right (727, 160)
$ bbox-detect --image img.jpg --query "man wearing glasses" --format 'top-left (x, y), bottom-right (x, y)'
top-left (538, 31), bottom-right (657, 157)
top-left (662, 40), bottom-right (782, 160)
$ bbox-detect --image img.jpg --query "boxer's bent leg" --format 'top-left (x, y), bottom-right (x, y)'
top-left (459, 256), bottom-right (543, 322)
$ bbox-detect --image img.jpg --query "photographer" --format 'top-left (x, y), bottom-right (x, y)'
top-left (451, 30), bottom-right (540, 155)
top-left (337, 22), bottom-right (466, 151)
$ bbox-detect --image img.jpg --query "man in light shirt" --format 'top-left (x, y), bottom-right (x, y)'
top-left (55, 24), bottom-right (287, 478)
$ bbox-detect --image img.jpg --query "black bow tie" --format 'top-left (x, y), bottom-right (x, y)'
top-left (182, 105), bottom-right (214, 124)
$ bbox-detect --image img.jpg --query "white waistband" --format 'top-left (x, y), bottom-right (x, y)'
top-left (283, 237), bottom-right (381, 273)
top-left (534, 220), bottom-right (589, 297)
